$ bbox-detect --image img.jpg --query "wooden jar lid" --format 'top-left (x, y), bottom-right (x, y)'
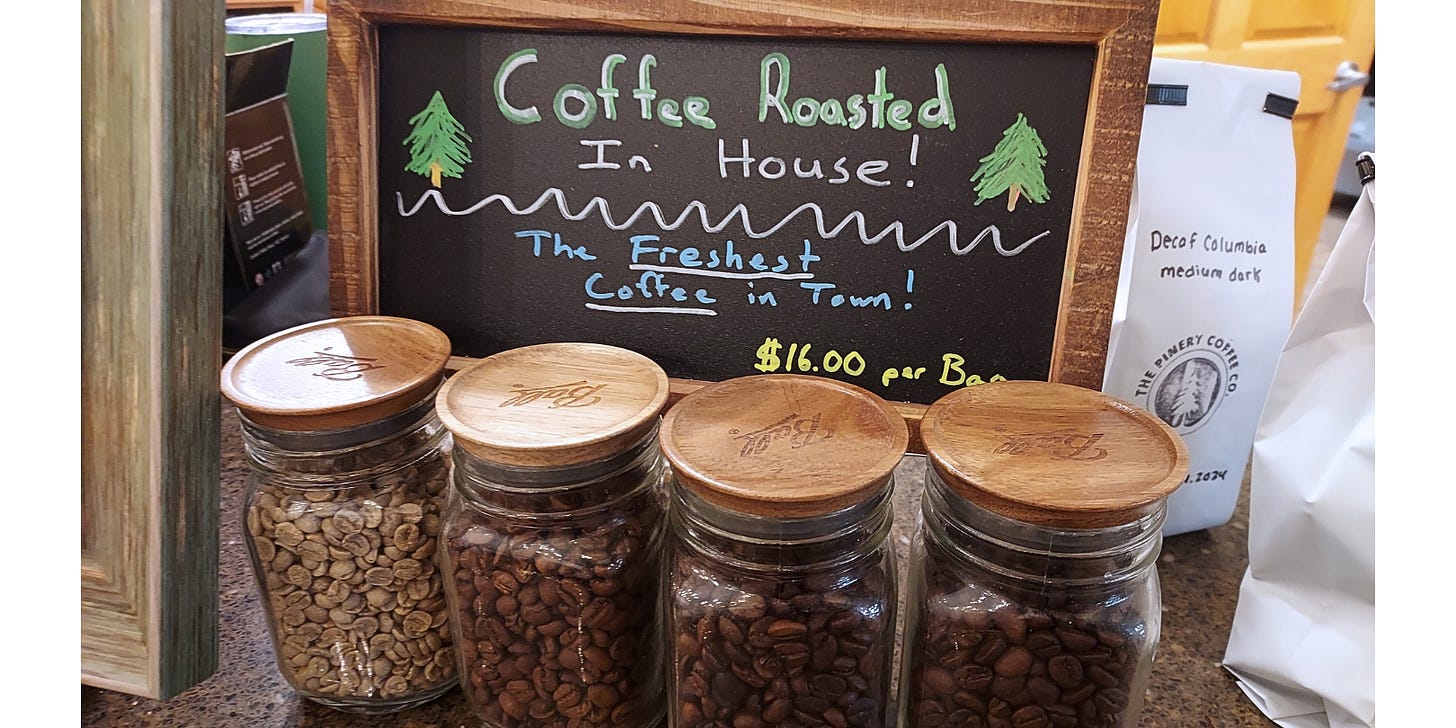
top-left (920, 380), bottom-right (1189, 529)
top-left (435, 342), bottom-right (670, 468)
top-left (660, 374), bottom-right (909, 518)
top-left (220, 316), bottom-right (452, 432)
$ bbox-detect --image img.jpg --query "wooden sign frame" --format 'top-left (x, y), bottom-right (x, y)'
top-left (327, 0), bottom-right (1159, 447)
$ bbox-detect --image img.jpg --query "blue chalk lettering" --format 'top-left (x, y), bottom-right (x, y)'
top-left (800, 282), bottom-right (836, 303)
top-left (515, 230), bottom-right (552, 256)
top-left (724, 240), bottom-right (743, 270)
top-left (799, 240), bottom-right (821, 273)
top-left (849, 292), bottom-right (892, 309)
top-left (584, 273), bottom-right (614, 299)
top-left (554, 234), bottom-right (596, 260)
top-left (630, 235), bottom-right (661, 264)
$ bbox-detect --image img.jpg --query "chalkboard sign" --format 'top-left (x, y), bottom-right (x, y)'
top-left (329, 0), bottom-right (1158, 424)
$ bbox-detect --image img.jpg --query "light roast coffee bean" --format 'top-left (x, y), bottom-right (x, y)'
top-left (245, 428), bottom-right (456, 704)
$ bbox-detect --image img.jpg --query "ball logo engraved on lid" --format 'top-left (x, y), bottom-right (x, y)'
top-left (992, 426), bottom-right (1109, 461)
top-left (728, 412), bottom-right (833, 458)
top-left (498, 380), bottom-right (608, 409)
top-left (283, 346), bottom-right (387, 382)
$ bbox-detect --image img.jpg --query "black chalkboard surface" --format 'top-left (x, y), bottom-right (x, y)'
top-left (375, 26), bottom-right (1095, 405)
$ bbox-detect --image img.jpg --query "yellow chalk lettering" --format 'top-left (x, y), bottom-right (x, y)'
top-left (939, 353), bottom-right (966, 385)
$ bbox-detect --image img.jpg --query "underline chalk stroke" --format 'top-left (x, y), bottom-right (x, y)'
top-left (628, 264), bottom-right (814, 281)
top-left (584, 303), bottom-right (718, 316)
top-left (395, 188), bottom-right (1047, 256)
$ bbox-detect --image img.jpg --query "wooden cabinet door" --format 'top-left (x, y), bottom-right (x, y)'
top-left (81, 0), bottom-right (222, 699)
top-left (1153, 0), bottom-right (1375, 298)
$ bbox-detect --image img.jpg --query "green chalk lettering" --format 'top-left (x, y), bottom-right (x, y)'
top-left (634, 55), bottom-right (658, 120)
top-left (683, 96), bottom-right (716, 129)
top-left (494, 48), bottom-right (541, 124)
top-left (887, 99), bottom-right (913, 131)
top-left (918, 63), bottom-right (957, 130)
top-left (597, 53), bottom-right (627, 121)
top-left (792, 98), bottom-right (819, 127)
top-left (867, 67), bottom-right (894, 129)
top-left (818, 99), bottom-right (847, 126)
top-left (657, 98), bottom-right (683, 128)
top-left (847, 95), bottom-right (867, 129)
top-left (759, 52), bottom-right (791, 123)
top-left (553, 83), bottom-right (597, 129)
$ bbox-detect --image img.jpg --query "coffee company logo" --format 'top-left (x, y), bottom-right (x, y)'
top-left (285, 347), bottom-right (386, 381)
top-left (500, 380), bottom-right (607, 409)
top-left (1134, 334), bottom-right (1240, 435)
top-left (993, 428), bottom-right (1108, 461)
top-left (730, 413), bottom-right (831, 457)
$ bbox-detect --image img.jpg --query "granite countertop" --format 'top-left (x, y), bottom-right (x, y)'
top-left (82, 405), bottom-right (1275, 728)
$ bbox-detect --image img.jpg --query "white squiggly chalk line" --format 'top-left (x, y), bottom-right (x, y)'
top-left (395, 188), bottom-right (1049, 256)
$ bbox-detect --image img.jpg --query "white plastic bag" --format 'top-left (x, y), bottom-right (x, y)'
top-left (1104, 58), bottom-right (1299, 535)
top-left (1223, 153), bottom-right (1376, 728)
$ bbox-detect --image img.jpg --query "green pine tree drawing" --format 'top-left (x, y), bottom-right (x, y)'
top-left (969, 113), bottom-right (1050, 212)
top-left (404, 91), bottom-right (472, 188)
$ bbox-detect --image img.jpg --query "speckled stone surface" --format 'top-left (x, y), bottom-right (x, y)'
top-left (81, 404), bottom-right (1275, 728)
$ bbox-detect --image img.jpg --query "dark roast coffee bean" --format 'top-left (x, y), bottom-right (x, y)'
top-left (811, 674), bottom-right (848, 697)
top-left (993, 609), bottom-right (1028, 644)
top-left (923, 667), bottom-right (956, 694)
top-left (1060, 681), bottom-right (1096, 705)
top-left (909, 568), bottom-right (1150, 728)
top-left (824, 705), bottom-right (849, 728)
top-left (957, 664), bottom-right (995, 691)
top-left (764, 697), bottom-right (794, 722)
top-left (991, 675), bottom-right (1025, 701)
top-left (768, 619), bottom-right (809, 639)
top-left (1047, 655), bottom-right (1083, 688)
top-left (1027, 631), bottom-right (1061, 659)
top-left (1089, 664), bottom-right (1120, 689)
top-left (1025, 676), bottom-right (1060, 707)
top-left (671, 559), bottom-right (892, 728)
top-left (994, 646), bottom-right (1033, 677)
top-left (1095, 687), bottom-right (1129, 714)
top-left (797, 695), bottom-right (831, 714)
top-left (1044, 703), bottom-right (1078, 728)
top-left (444, 487), bottom-right (662, 727)
top-left (975, 632), bottom-right (1009, 665)
top-left (1011, 705), bottom-right (1049, 728)
top-left (917, 699), bottom-right (946, 727)
top-left (714, 672), bottom-right (751, 705)
top-left (1055, 627), bottom-right (1097, 652)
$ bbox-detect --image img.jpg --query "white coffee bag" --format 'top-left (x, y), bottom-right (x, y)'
top-left (1104, 58), bottom-right (1298, 535)
top-left (1224, 152), bottom-right (1375, 728)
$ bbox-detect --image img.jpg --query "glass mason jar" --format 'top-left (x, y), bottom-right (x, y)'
top-left (434, 343), bottom-right (672, 728)
top-left (902, 381), bottom-right (1188, 728)
top-left (659, 374), bottom-right (910, 728)
top-left (221, 316), bottom-right (458, 714)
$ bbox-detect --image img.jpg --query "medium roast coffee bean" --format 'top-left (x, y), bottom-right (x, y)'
top-left (671, 557), bottom-right (893, 728)
top-left (444, 485), bottom-right (664, 728)
top-left (910, 595), bottom-right (1147, 728)
top-left (908, 379), bottom-right (1183, 728)
top-left (659, 374), bottom-right (907, 728)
